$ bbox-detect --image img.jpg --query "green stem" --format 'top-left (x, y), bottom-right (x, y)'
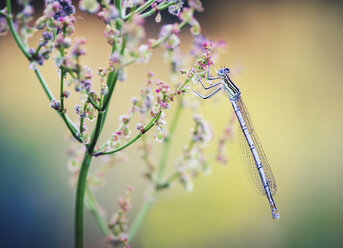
top-left (128, 197), bottom-right (155, 242)
top-left (124, 0), bottom-right (156, 21)
top-left (94, 111), bottom-right (161, 156)
top-left (75, 68), bottom-right (118, 247)
top-left (151, 20), bottom-right (187, 49)
top-left (88, 95), bottom-right (101, 111)
top-left (5, 0), bottom-right (30, 59)
top-left (74, 152), bottom-right (92, 248)
top-left (140, 1), bottom-right (175, 18)
top-left (85, 187), bottom-right (110, 236)
top-left (60, 67), bottom-right (65, 112)
top-left (127, 98), bottom-right (185, 243)
top-left (157, 98), bottom-right (183, 182)
top-left (123, 20), bottom-right (189, 67)
top-left (34, 68), bottom-right (82, 143)
top-left (79, 103), bottom-right (87, 134)
top-left (115, 0), bottom-right (122, 18)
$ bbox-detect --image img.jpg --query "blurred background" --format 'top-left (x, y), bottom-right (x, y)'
top-left (1, 0), bottom-right (343, 247)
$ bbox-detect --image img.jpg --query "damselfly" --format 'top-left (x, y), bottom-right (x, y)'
top-left (191, 66), bottom-right (279, 220)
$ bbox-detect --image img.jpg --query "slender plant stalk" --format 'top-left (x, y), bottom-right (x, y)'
top-left (124, 0), bottom-right (156, 21)
top-left (5, 0), bottom-right (30, 59)
top-left (5, 0), bottom-right (82, 143)
top-left (6, 0), bottom-right (195, 246)
top-left (128, 197), bottom-right (155, 242)
top-left (127, 98), bottom-right (184, 244)
top-left (140, 1), bottom-right (175, 18)
top-left (74, 152), bottom-right (92, 248)
top-left (85, 187), bottom-right (110, 236)
top-left (94, 111), bottom-right (161, 156)
top-left (75, 68), bottom-right (118, 247)
top-left (157, 98), bottom-right (183, 182)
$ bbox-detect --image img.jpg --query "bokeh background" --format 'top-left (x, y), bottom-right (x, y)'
top-left (1, 0), bottom-right (343, 247)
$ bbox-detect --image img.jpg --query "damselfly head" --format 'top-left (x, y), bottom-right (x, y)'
top-left (218, 67), bottom-right (231, 77)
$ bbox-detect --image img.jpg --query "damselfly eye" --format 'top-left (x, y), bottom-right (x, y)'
top-left (218, 69), bottom-right (224, 75)
top-left (225, 68), bottom-right (230, 73)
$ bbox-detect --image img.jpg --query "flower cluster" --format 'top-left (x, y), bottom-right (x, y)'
top-left (175, 114), bottom-right (212, 191)
top-left (2, 0), bottom-right (233, 246)
top-left (168, 0), bottom-right (184, 16)
top-left (0, 13), bottom-right (8, 35)
top-left (107, 187), bottom-right (134, 248)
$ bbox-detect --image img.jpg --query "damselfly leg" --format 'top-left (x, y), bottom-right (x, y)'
top-left (190, 86), bottom-right (223, 99)
top-left (195, 73), bottom-right (223, 90)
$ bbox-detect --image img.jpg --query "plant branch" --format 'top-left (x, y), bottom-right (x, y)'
top-left (35, 68), bottom-right (82, 143)
top-left (93, 111), bottom-right (162, 156)
top-left (123, 20), bottom-right (188, 67)
top-left (128, 197), bottom-right (155, 242)
top-left (124, 0), bottom-right (157, 21)
top-left (5, 0), bottom-right (30, 59)
top-left (140, 1), bottom-right (175, 19)
top-left (74, 152), bottom-right (92, 248)
top-left (88, 95), bottom-right (101, 111)
top-left (85, 187), bottom-right (110, 236)
top-left (157, 98), bottom-right (183, 183)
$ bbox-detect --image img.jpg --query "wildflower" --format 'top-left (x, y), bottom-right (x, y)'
top-left (180, 69), bottom-right (188, 75)
top-left (190, 19), bottom-right (201, 35)
top-left (63, 90), bottom-right (70, 98)
top-left (55, 35), bottom-right (72, 49)
top-left (188, 0), bottom-right (204, 12)
top-left (138, 44), bottom-right (152, 64)
top-left (79, 0), bottom-right (100, 14)
top-left (97, 5), bottom-right (119, 24)
top-left (168, 0), bottom-right (184, 16)
top-left (0, 15), bottom-right (8, 35)
top-left (109, 51), bottom-right (121, 65)
top-left (52, 0), bottom-right (75, 20)
top-left (75, 104), bottom-right (87, 118)
top-left (165, 34), bottom-right (180, 50)
top-left (42, 31), bottom-right (53, 41)
top-left (82, 133), bottom-right (90, 144)
top-left (101, 84), bottom-right (108, 95)
top-left (70, 38), bottom-right (86, 58)
top-left (107, 132), bottom-right (122, 149)
top-left (28, 48), bottom-right (44, 66)
top-left (180, 7), bottom-right (193, 22)
top-left (159, 24), bottom-right (180, 38)
top-left (136, 123), bottom-right (145, 133)
top-left (50, 99), bottom-right (61, 110)
top-left (108, 187), bottom-right (133, 248)
top-left (192, 114), bottom-right (212, 143)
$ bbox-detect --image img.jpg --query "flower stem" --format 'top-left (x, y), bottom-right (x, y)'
top-left (74, 66), bottom-right (118, 247)
top-left (34, 68), bottom-right (82, 143)
top-left (74, 152), bottom-right (92, 248)
top-left (124, 0), bottom-right (157, 21)
top-left (157, 98), bottom-right (183, 182)
top-left (93, 111), bottom-right (162, 156)
top-left (128, 197), bottom-right (155, 242)
top-left (60, 67), bottom-right (65, 112)
top-left (127, 99), bottom-right (184, 244)
top-left (5, 0), bottom-right (30, 59)
top-left (85, 187), bottom-right (110, 236)
top-left (140, 1), bottom-right (175, 18)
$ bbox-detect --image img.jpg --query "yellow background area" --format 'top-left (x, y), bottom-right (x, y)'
top-left (0, 1), bottom-right (342, 247)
